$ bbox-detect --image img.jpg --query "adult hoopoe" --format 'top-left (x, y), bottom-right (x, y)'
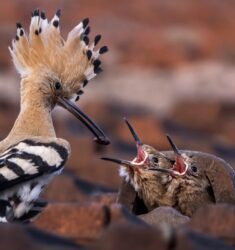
top-left (0, 9), bottom-right (109, 222)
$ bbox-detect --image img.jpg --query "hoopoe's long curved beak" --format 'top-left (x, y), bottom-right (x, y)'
top-left (58, 97), bottom-right (110, 145)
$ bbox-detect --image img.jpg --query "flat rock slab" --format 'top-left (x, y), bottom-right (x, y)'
top-left (89, 224), bottom-right (167, 250)
top-left (175, 228), bottom-right (233, 250)
top-left (89, 223), bottom-right (233, 250)
top-left (139, 206), bottom-right (190, 228)
top-left (0, 223), bottom-right (79, 250)
top-left (33, 202), bottom-right (144, 245)
top-left (189, 204), bottom-right (235, 247)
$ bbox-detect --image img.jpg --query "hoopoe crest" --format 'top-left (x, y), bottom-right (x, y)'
top-left (9, 9), bottom-right (108, 102)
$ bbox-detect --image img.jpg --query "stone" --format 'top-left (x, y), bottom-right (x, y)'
top-left (0, 223), bottom-right (79, 250)
top-left (174, 228), bottom-right (233, 250)
top-left (33, 202), bottom-right (109, 244)
top-left (0, 224), bottom-right (38, 250)
top-left (109, 203), bottom-right (145, 226)
top-left (189, 204), bottom-right (235, 247)
top-left (91, 192), bottom-right (117, 206)
top-left (33, 202), bottom-right (144, 245)
top-left (139, 206), bottom-right (190, 228)
top-left (89, 224), bottom-right (167, 250)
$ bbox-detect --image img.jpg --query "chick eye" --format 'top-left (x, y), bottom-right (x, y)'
top-left (191, 165), bottom-right (197, 172)
top-left (152, 157), bottom-right (158, 164)
top-left (54, 82), bottom-right (61, 90)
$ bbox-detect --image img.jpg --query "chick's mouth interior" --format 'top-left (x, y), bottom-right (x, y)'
top-left (133, 146), bottom-right (148, 164)
top-left (172, 157), bottom-right (187, 174)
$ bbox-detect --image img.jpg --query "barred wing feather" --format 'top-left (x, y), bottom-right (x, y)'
top-left (0, 139), bottom-right (69, 191)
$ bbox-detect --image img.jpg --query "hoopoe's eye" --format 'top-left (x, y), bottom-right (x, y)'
top-left (54, 82), bottom-right (61, 90)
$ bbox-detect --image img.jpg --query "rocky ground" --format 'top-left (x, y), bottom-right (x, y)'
top-left (0, 0), bottom-right (235, 249)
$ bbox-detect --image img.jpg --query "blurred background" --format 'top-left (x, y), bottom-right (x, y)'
top-left (0, 0), bottom-right (235, 201)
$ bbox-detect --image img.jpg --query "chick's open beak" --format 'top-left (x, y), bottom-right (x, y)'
top-left (166, 135), bottom-right (188, 175)
top-left (124, 118), bottom-right (147, 164)
top-left (101, 118), bottom-right (148, 168)
top-left (101, 157), bottom-right (134, 168)
top-left (58, 97), bottom-right (110, 145)
top-left (124, 118), bottom-right (143, 146)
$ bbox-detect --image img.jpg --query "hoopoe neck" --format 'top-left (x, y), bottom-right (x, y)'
top-left (0, 79), bottom-right (56, 152)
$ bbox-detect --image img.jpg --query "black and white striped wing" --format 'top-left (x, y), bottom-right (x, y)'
top-left (0, 139), bottom-right (69, 191)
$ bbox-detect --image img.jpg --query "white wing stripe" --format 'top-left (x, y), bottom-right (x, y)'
top-left (15, 143), bottom-right (63, 167)
top-left (8, 158), bottom-right (38, 175)
top-left (0, 167), bottom-right (19, 180)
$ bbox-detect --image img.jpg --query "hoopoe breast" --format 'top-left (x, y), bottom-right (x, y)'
top-left (0, 137), bottom-right (70, 222)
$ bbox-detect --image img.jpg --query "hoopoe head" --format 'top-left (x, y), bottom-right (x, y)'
top-left (9, 9), bottom-right (109, 145)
